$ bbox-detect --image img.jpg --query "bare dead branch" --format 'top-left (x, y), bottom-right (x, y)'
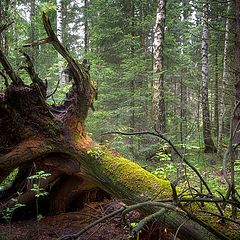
top-left (58, 207), bottom-right (126, 240)
top-left (198, 210), bottom-right (240, 225)
top-left (19, 51), bottom-right (47, 96)
top-left (131, 208), bottom-right (166, 236)
top-left (102, 130), bottom-right (224, 217)
top-left (0, 22), bottom-right (14, 33)
top-left (23, 37), bottom-right (53, 47)
top-left (46, 76), bottom-right (60, 99)
top-left (0, 49), bottom-right (23, 85)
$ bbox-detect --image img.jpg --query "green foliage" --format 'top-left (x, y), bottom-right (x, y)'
top-left (27, 170), bottom-right (51, 199)
top-left (27, 170), bottom-right (51, 220)
top-left (152, 164), bottom-right (177, 180)
top-left (1, 0), bottom-right (239, 224)
top-left (2, 193), bottom-right (25, 223)
top-left (27, 170), bottom-right (51, 181)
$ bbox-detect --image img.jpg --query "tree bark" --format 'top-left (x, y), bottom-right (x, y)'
top-left (30, 0), bottom-right (37, 62)
top-left (233, 0), bottom-right (240, 145)
top-left (201, 0), bottom-right (217, 153)
top-left (218, 1), bottom-right (230, 152)
top-left (214, 49), bottom-right (219, 141)
top-left (0, 13), bottom-right (235, 240)
top-left (84, 0), bottom-right (89, 53)
top-left (152, 0), bottom-right (166, 132)
top-left (56, 0), bottom-right (64, 84)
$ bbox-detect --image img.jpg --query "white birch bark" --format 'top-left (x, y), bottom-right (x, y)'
top-left (152, 0), bottom-right (166, 132)
top-left (56, 0), bottom-right (64, 83)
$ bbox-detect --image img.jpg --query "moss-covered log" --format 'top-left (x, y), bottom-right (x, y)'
top-left (0, 13), bottom-right (238, 240)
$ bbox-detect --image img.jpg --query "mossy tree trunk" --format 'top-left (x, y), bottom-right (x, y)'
top-left (0, 13), bottom-right (232, 240)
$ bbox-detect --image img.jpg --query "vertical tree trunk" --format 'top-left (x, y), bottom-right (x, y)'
top-left (152, 0), bottom-right (166, 132)
top-left (84, 0), bottom-right (89, 53)
top-left (214, 49), bottom-right (219, 141)
top-left (180, 70), bottom-right (187, 144)
top-left (179, 0), bottom-right (189, 144)
top-left (201, 0), bottom-right (216, 153)
top-left (129, 1), bottom-right (135, 157)
top-left (30, 0), bottom-right (37, 62)
top-left (0, 0), bottom-right (10, 55)
top-left (0, 0), bottom-right (4, 51)
top-left (140, 2), bottom-right (146, 52)
top-left (56, 0), bottom-right (64, 83)
top-left (218, 2), bottom-right (230, 152)
top-left (233, 0), bottom-right (240, 143)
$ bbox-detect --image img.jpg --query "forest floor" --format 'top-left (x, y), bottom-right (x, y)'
top-left (0, 197), bottom-right (177, 240)
top-left (1, 151), bottom-right (238, 240)
top-left (0, 198), bottom-right (131, 240)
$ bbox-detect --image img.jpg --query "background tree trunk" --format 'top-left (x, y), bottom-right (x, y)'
top-left (232, 0), bottom-right (240, 144)
top-left (201, 0), bottom-right (216, 153)
top-left (218, 1), bottom-right (230, 152)
top-left (84, 0), bottom-right (89, 53)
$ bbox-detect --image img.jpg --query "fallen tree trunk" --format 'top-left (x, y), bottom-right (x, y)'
top-left (0, 13), bottom-right (238, 240)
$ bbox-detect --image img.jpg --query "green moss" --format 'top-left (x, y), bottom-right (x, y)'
top-left (86, 146), bottom-right (173, 200)
top-left (84, 146), bottom-right (240, 239)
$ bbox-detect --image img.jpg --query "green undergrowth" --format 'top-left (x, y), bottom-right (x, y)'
top-left (0, 168), bottom-right (19, 190)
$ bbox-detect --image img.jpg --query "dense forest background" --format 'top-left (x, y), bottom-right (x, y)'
top-left (1, 0), bottom-right (240, 239)
top-left (0, 0), bottom-right (239, 201)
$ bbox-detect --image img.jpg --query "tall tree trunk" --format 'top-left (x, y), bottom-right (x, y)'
top-left (201, 0), bottom-right (216, 153)
top-left (30, 0), bottom-right (37, 62)
top-left (152, 0), bottom-right (166, 132)
top-left (129, 1), bottom-right (135, 157)
top-left (0, 0), bottom-right (4, 51)
top-left (180, 70), bottom-right (187, 144)
top-left (233, 0), bottom-right (240, 143)
top-left (84, 0), bottom-right (89, 53)
top-left (218, 2), bottom-right (230, 152)
top-left (140, 1), bottom-right (146, 52)
top-left (0, 0), bottom-right (10, 55)
top-left (214, 49), bottom-right (219, 141)
top-left (179, 0), bottom-right (189, 144)
top-left (56, 0), bottom-right (64, 83)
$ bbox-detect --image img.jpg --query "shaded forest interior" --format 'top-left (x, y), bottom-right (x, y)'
top-left (0, 0), bottom-right (240, 240)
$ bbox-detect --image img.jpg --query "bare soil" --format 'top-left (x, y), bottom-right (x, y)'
top-left (0, 199), bottom-right (130, 240)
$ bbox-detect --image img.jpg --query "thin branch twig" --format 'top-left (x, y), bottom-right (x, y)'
top-left (58, 207), bottom-right (125, 240)
top-left (102, 130), bottom-right (223, 216)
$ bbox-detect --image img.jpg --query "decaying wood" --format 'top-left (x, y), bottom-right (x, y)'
top-left (0, 13), bottom-right (238, 240)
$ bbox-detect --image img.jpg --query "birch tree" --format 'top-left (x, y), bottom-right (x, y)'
top-left (201, 0), bottom-right (216, 153)
top-left (152, 0), bottom-right (166, 132)
top-left (56, 0), bottom-right (64, 83)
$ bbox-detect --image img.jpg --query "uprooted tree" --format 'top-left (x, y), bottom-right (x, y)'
top-left (0, 13), bottom-right (239, 240)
